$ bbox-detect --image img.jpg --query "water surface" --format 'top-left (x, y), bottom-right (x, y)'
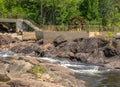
top-left (0, 52), bottom-right (120, 87)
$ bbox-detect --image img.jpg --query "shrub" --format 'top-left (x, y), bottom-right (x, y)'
top-left (28, 65), bottom-right (46, 77)
top-left (105, 32), bottom-right (114, 39)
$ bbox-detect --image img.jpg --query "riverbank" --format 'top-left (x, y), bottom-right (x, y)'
top-left (4, 35), bottom-right (119, 69)
top-left (0, 34), bottom-right (120, 87)
top-left (0, 55), bottom-right (86, 87)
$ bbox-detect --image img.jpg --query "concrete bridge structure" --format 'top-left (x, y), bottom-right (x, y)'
top-left (0, 19), bottom-right (43, 40)
top-left (0, 19), bottom-right (41, 33)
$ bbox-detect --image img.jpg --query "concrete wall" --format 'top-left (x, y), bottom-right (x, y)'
top-left (43, 31), bottom-right (119, 43)
top-left (43, 31), bottom-right (89, 43)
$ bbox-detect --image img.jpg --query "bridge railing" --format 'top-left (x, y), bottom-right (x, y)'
top-left (0, 14), bottom-right (42, 31)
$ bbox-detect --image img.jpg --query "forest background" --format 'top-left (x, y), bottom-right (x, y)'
top-left (0, 0), bottom-right (120, 31)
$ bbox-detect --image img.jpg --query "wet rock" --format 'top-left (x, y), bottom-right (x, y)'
top-left (35, 47), bottom-right (44, 57)
top-left (103, 47), bottom-right (118, 57)
top-left (75, 53), bottom-right (87, 62)
top-left (53, 35), bottom-right (67, 47)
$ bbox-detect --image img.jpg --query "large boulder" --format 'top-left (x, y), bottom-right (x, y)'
top-left (103, 47), bottom-right (118, 57)
top-left (53, 35), bottom-right (67, 47)
top-left (78, 38), bottom-right (98, 53)
top-left (43, 44), bottom-right (57, 58)
top-left (0, 56), bottom-right (86, 87)
top-left (21, 44), bottom-right (40, 54)
top-left (11, 44), bottom-right (40, 54)
top-left (6, 59), bottom-right (33, 77)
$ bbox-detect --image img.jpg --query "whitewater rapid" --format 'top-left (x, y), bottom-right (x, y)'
top-left (0, 51), bottom-right (119, 75)
top-left (39, 57), bottom-right (115, 75)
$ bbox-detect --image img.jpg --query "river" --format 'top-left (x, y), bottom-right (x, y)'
top-left (0, 51), bottom-right (120, 87)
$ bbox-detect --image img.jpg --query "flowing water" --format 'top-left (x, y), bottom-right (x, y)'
top-left (38, 57), bottom-right (120, 87)
top-left (0, 51), bottom-right (120, 87)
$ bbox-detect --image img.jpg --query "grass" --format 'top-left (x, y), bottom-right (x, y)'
top-left (28, 65), bottom-right (46, 77)
top-left (105, 32), bottom-right (114, 39)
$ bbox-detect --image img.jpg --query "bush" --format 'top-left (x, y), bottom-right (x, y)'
top-left (28, 65), bottom-right (46, 77)
top-left (105, 32), bottom-right (114, 39)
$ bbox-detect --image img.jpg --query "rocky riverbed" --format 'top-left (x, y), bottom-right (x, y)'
top-left (0, 34), bottom-right (120, 87)
top-left (0, 54), bottom-right (86, 87)
top-left (6, 35), bottom-right (120, 69)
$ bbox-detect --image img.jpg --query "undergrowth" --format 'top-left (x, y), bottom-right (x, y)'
top-left (28, 65), bottom-right (46, 77)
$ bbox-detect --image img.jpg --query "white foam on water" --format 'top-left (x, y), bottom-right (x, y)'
top-left (60, 63), bottom-right (102, 74)
top-left (1, 54), bottom-right (9, 58)
top-left (73, 69), bottom-right (101, 74)
top-left (0, 51), bottom-right (14, 58)
top-left (60, 60), bottom-right (70, 64)
top-left (40, 57), bottom-right (61, 63)
top-left (39, 57), bottom-right (104, 74)
top-left (0, 51), bottom-right (112, 75)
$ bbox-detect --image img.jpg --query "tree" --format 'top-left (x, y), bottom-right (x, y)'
top-left (98, 0), bottom-right (120, 28)
top-left (80, 0), bottom-right (99, 24)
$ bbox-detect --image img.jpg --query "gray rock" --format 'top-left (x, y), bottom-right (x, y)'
top-left (75, 53), bottom-right (88, 62)
top-left (53, 35), bottom-right (67, 47)
top-left (0, 74), bottom-right (10, 82)
top-left (0, 82), bottom-right (10, 87)
top-left (7, 80), bottom-right (30, 87)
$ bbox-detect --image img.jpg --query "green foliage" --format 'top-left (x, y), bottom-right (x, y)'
top-left (0, 0), bottom-right (120, 28)
top-left (28, 65), bottom-right (46, 77)
top-left (117, 41), bottom-right (120, 45)
top-left (80, 0), bottom-right (99, 21)
top-left (105, 32), bottom-right (114, 38)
